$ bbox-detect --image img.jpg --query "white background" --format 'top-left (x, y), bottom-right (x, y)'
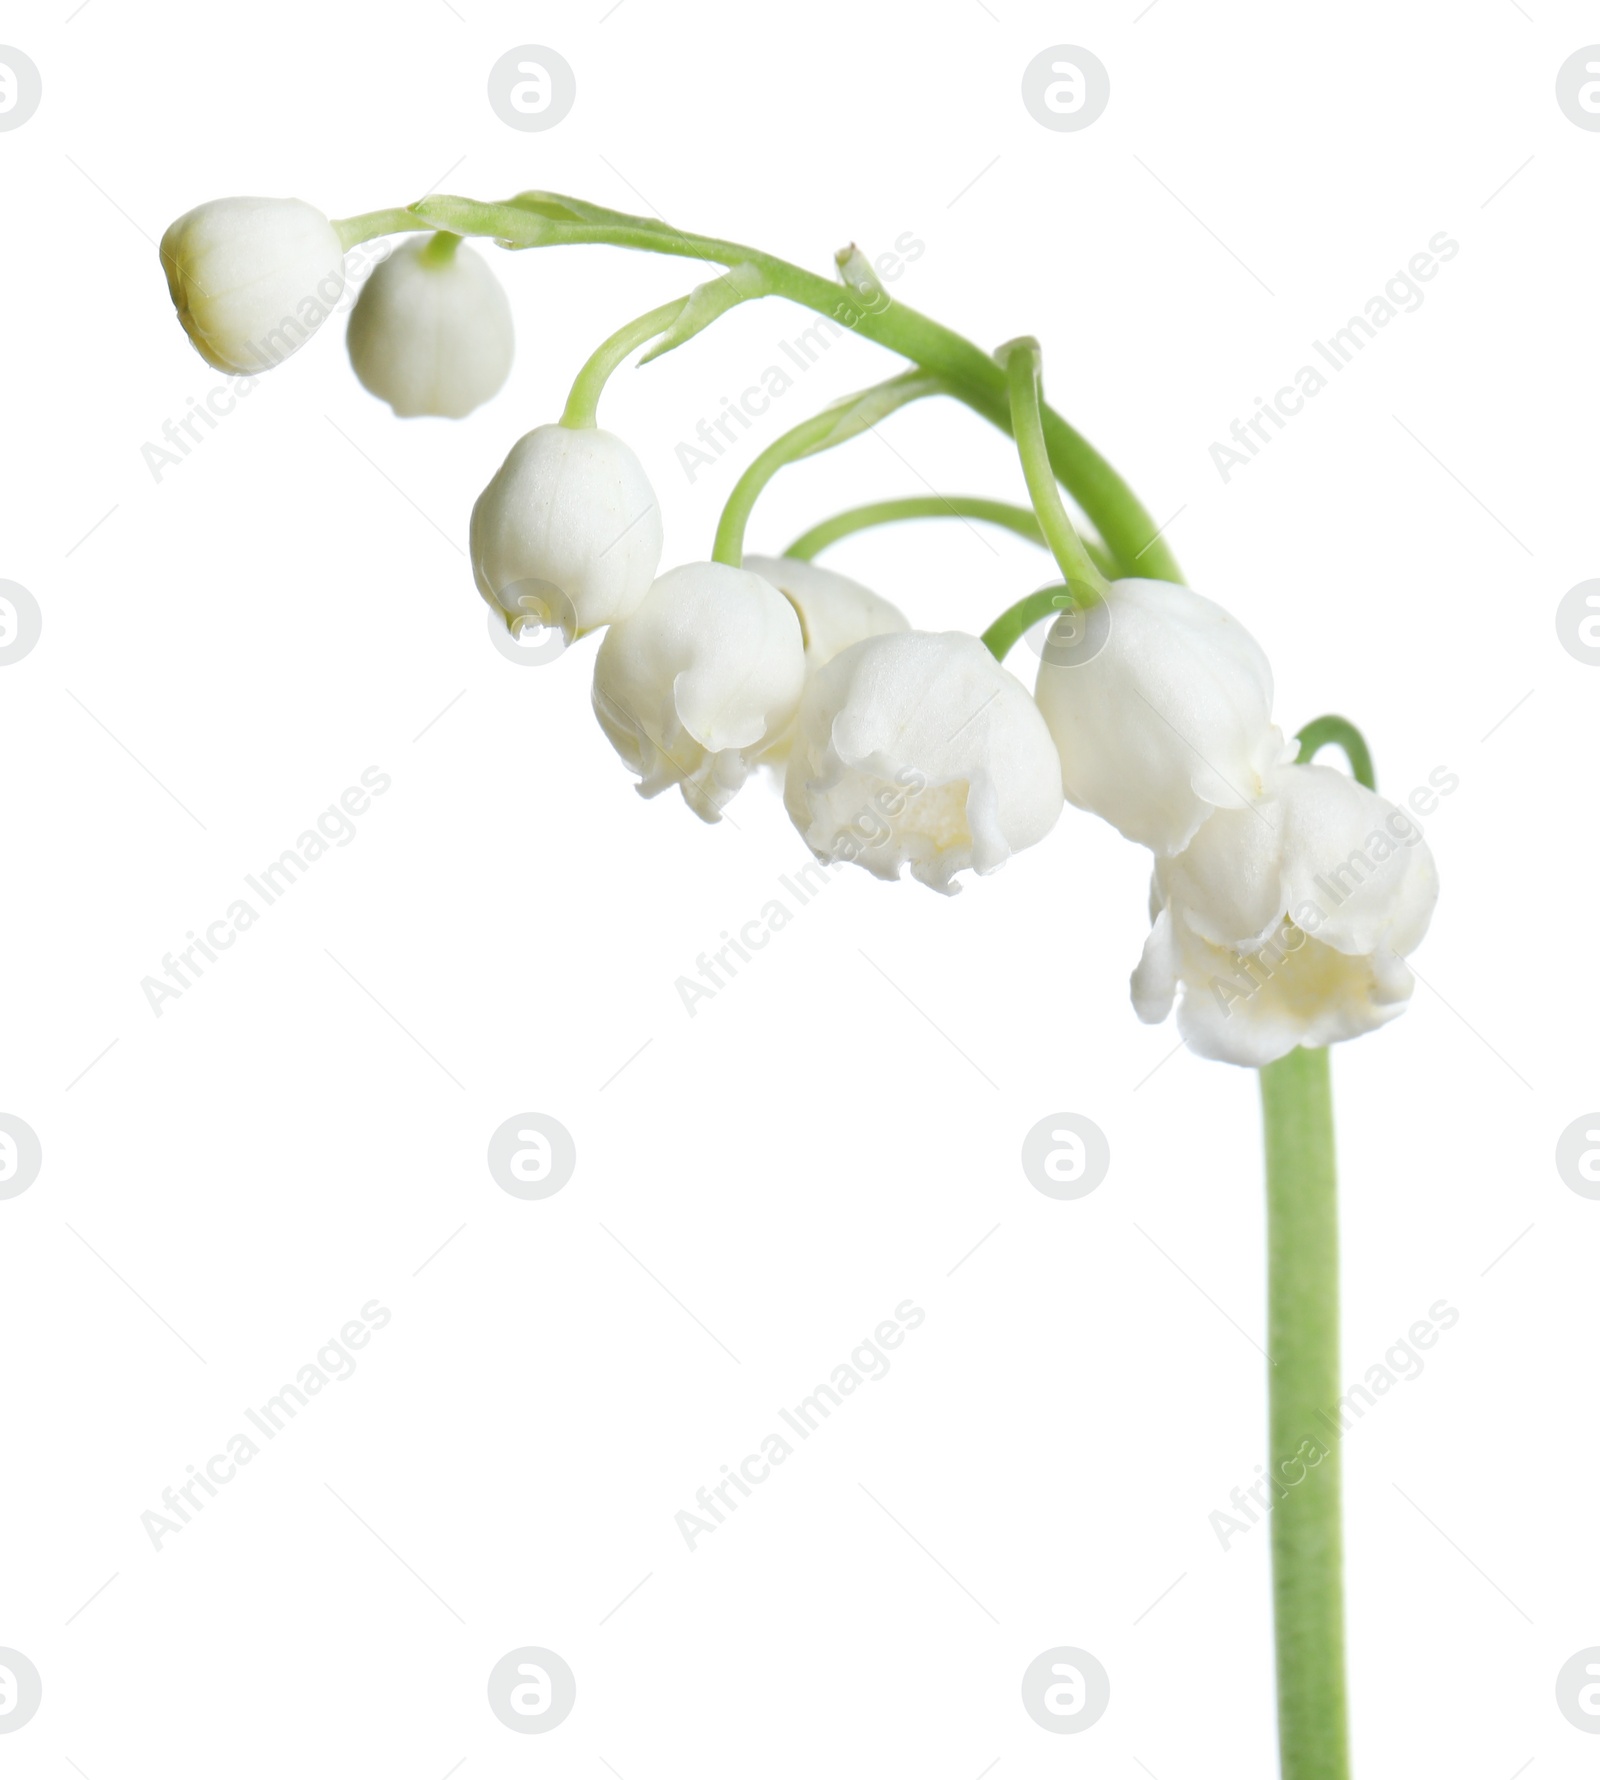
top-left (1, 3), bottom-right (1593, 1775)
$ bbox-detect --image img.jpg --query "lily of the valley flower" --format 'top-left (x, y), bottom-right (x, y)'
top-left (471, 425), bottom-right (663, 641)
top-left (159, 197), bottom-right (346, 374)
top-left (346, 235), bottom-right (514, 418)
top-left (1131, 762), bottom-right (1439, 1065)
top-left (784, 630), bottom-right (1063, 893)
top-left (593, 562), bottom-right (805, 820)
top-left (1034, 577), bottom-right (1290, 856)
top-left (742, 555), bottom-right (909, 763)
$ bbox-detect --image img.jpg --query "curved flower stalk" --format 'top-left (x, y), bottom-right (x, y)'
top-left (151, 185), bottom-right (1441, 1780)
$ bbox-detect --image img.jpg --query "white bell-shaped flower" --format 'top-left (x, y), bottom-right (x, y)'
top-left (471, 424), bottom-right (663, 642)
top-left (159, 197), bottom-right (346, 374)
top-left (593, 562), bottom-right (805, 821)
top-left (346, 236), bottom-right (513, 418)
top-left (1131, 762), bottom-right (1439, 1066)
top-left (742, 555), bottom-right (909, 764)
top-left (784, 630), bottom-right (1063, 893)
top-left (1034, 577), bottom-right (1290, 855)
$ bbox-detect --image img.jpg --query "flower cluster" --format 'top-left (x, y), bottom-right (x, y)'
top-left (154, 194), bottom-right (1438, 1069)
top-left (1033, 580), bottom-right (1438, 1065)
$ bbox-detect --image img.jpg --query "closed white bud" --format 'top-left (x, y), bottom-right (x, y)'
top-left (784, 630), bottom-right (1063, 894)
top-left (1131, 762), bottom-right (1439, 1065)
top-left (159, 197), bottom-right (345, 375)
top-left (470, 424), bottom-right (663, 641)
top-left (346, 236), bottom-right (514, 418)
top-left (593, 563), bottom-right (805, 822)
top-left (742, 555), bottom-right (909, 764)
top-left (1034, 577), bottom-right (1291, 855)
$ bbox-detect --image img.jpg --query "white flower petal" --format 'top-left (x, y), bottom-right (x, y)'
top-left (593, 562), bottom-right (804, 822)
top-left (1131, 907), bottom-right (1179, 1024)
top-left (1156, 797), bottom-right (1287, 949)
top-left (784, 631), bottom-right (1062, 893)
top-left (1171, 919), bottom-right (1415, 1067)
top-left (742, 555), bottom-right (909, 668)
top-left (1034, 577), bottom-right (1281, 854)
top-left (471, 425), bottom-right (663, 641)
top-left (346, 238), bottom-right (513, 419)
top-left (160, 197), bottom-right (345, 375)
top-left (742, 556), bottom-right (909, 769)
top-left (1276, 763), bottom-right (1441, 957)
top-left (1130, 761), bottom-right (1438, 1066)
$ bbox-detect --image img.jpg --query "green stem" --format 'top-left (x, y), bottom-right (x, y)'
top-left (418, 229), bottom-right (462, 267)
top-left (785, 496), bottom-right (1118, 579)
top-left (787, 495), bottom-right (1048, 558)
top-left (1259, 1046), bottom-right (1349, 1780)
top-left (1295, 717), bottom-right (1375, 791)
top-left (980, 585), bottom-right (1075, 661)
top-left (560, 298), bottom-right (688, 429)
top-left (1000, 339), bottom-right (1109, 599)
top-left (335, 208), bottom-right (431, 251)
top-left (711, 371), bottom-right (946, 566)
top-left (345, 192), bottom-right (1182, 582)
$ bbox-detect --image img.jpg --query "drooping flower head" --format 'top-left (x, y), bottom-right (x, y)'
top-left (471, 424), bottom-right (663, 642)
top-left (1034, 577), bottom-right (1291, 855)
top-left (346, 235), bottom-right (514, 419)
top-left (160, 197), bottom-right (346, 374)
top-left (1131, 762), bottom-right (1439, 1065)
top-left (784, 630), bottom-right (1063, 893)
top-left (593, 562), bottom-right (805, 821)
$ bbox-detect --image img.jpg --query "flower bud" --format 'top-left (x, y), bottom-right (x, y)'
top-left (784, 631), bottom-right (1063, 893)
top-left (471, 425), bottom-right (663, 641)
top-left (593, 563), bottom-right (805, 821)
top-left (159, 197), bottom-right (345, 374)
top-left (1034, 577), bottom-right (1290, 855)
top-left (742, 555), bottom-right (908, 764)
top-left (346, 236), bottom-right (514, 419)
top-left (1131, 762), bottom-right (1439, 1065)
